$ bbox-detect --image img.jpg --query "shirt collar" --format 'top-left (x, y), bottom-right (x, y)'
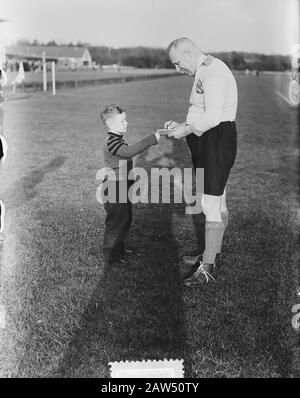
top-left (108, 131), bottom-right (124, 138)
top-left (196, 53), bottom-right (207, 69)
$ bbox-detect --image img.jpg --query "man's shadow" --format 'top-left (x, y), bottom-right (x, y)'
top-left (53, 137), bottom-right (199, 377)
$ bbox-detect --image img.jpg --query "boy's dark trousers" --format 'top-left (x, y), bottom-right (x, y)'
top-left (103, 179), bottom-right (133, 263)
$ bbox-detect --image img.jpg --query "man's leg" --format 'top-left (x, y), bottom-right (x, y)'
top-left (184, 194), bottom-right (223, 286)
top-left (184, 122), bottom-right (237, 286)
top-left (217, 187), bottom-right (229, 253)
top-left (201, 194), bottom-right (224, 265)
top-left (184, 190), bottom-right (227, 262)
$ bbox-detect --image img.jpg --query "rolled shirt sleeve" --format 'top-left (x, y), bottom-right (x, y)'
top-left (113, 133), bottom-right (158, 158)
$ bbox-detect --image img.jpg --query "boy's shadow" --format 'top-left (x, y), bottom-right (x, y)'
top-left (53, 137), bottom-right (201, 377)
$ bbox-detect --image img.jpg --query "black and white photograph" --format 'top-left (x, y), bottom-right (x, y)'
top-left (0, 0), bottom-right (299, 380)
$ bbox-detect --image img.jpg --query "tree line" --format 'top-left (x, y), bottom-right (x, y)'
top-left (16, 39), bottom-right (291, 71)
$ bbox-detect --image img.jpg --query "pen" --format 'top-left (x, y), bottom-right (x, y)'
top-left (167, 120), bottom-right (173, 130)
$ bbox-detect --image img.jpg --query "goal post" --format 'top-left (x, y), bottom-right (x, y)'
top-left (42, 51), bottom-right (47, 92)
top-left (51, 61), bottom-right (56, 95)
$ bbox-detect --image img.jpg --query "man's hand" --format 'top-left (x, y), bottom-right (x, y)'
top-left (164, 120), bottom-right (180, 130)
top-left (168, 124), bottom-right (191, 139)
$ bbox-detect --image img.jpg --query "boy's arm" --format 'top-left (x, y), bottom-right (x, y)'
top-left (111, 133), bottom-right (158, 159)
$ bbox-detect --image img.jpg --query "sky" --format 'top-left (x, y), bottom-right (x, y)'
top-left (0, 0), bottom-right (299, 54)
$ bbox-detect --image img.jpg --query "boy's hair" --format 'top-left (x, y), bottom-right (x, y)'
top-left (100, 104), bottom-right (125, 125)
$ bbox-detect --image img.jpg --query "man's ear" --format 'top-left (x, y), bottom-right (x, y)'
top-left (183, 49), bottom-right (191, 60)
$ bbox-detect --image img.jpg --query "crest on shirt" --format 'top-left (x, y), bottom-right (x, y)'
top-left (196, 79), bottom-right (204, 94)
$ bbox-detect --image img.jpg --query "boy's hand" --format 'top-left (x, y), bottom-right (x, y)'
top-left (155, 129), bottom-right (175, 141)
top-left (155, 132), bottom-right (161, 142)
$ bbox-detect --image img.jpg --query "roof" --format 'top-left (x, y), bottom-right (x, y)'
top-left (6, 45), bottom-right (89, 59)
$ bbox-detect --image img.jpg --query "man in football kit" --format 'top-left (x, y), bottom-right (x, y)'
top-left (165, 37), bottom-right (238, 287)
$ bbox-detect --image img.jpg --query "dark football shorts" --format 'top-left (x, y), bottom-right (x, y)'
top-left (186, 121), bottom-right (237, 196)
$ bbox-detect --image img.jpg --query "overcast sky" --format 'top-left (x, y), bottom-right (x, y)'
top-left (0, 0), bottom-right (298, 54)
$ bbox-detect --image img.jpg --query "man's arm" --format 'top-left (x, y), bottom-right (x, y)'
top-left (110, 134), bottom-right (158, 159)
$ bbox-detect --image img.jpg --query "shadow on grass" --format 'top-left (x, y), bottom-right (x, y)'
top-left (2, 155), bottom-right (67, 207)
top-left (52, 139), bottom-right (193, 377)
top-left (13, 140), bottom-right (296, 377)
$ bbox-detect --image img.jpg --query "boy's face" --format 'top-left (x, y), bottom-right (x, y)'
top-left (107, 112), bottom-right (128, 133)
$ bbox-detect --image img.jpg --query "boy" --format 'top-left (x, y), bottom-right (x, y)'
top-left (100, 104), bottom-right (162, 264)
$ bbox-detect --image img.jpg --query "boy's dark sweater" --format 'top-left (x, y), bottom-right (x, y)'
top-left (103, 131), bottom-right (158, 180)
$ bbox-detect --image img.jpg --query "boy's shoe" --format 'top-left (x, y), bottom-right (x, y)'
top-left (103, 245), bottom-right (123, 264)
top-left (183, 262), bottom-right (216, 288)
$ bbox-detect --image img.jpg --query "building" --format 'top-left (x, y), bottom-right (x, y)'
top-left (6, 45), bottom-right (93, 70)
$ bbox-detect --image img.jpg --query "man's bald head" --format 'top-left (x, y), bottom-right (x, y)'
top-left (166, 37), bottom-right (198, 57)
top-left (166, 37), bottom-right (202, 77)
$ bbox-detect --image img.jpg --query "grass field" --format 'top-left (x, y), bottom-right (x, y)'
top-left (6, 68), bottom-right (286, 86)
top-left (6, 67), bottom-right (176, 87)
top-left (0, 72), bottom-right (299, 378)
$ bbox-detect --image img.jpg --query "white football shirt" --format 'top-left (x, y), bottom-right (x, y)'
top-left (186, 53), bottom-right (238, 135)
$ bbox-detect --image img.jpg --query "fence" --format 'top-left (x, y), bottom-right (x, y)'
top-left (9, 71), bottom-right (178, 94)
